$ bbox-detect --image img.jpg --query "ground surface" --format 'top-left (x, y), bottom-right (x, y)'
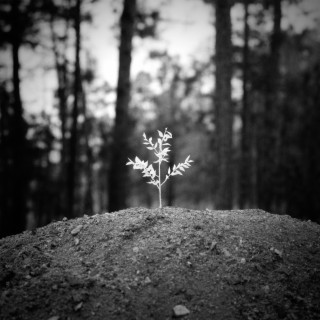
top-left (1, 207), bottom-right (320, 320)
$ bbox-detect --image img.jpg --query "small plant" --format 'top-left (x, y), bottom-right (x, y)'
top-left (126, 128), bottom-right (193, 208)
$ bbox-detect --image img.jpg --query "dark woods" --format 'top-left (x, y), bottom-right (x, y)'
top-left (0, 0), bottom-right (320, 238)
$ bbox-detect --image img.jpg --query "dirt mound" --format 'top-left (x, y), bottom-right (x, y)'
top-left (1, 207), bottom-right (320, 320)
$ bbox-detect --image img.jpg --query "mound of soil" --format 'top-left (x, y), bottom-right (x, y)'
top-left (1, 207), bottom-right (320, 320)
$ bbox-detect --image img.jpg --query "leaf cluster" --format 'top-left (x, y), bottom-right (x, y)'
top-left (126, 128), bottom-right (193, 190)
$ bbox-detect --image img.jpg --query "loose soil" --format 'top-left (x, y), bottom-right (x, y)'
top-left (1, 207), bottom-right (320, 320)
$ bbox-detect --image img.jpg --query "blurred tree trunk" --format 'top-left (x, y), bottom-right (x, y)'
top-left (5, 1), bottom-right (28, 236)
top-left (214, 0), bottom-right (234, 209)
top-left (49, 4), bottom-right (71, 218)
top-left (49, 7), bottom-right (69, 168)
top-left (257, 0), bottom-right (282, 211)
top-left (67, 0), bottom-right (81, 218)
top-left (301, 64), bottom-right (320, 222)
top-left (0, 87), bottom-right (11, 238)
top-left (82, 83), bottom-right (94, 213)
top-left (108, 0), bottom-right (136, 212)
top-left (239, 0), bottom-right (253, 208)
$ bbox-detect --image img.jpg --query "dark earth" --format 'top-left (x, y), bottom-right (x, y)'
top-left (1, 207), bottom-right (320, 320)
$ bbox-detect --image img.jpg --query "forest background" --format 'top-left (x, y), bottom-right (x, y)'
top-left (1, 0), bottom-right (320, 238)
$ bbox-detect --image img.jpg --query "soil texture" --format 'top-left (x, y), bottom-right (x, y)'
top-left (1, 207), bottom-right (320, 320)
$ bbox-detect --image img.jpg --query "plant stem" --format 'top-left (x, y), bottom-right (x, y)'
top-left (158, 160), bottom-right (162, 208)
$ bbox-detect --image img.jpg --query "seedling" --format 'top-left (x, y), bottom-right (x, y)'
top-left (126, 128), bottom-right (193, 208)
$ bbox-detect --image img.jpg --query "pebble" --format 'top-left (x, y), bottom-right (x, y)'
top-left (173, 305), bottom-right (190, 317)
top-left (144, 276), bottom-right (152, 284)
top-left (74, 302), bottom-right (83, 311)
top-left (222, 248), bottom-right (232, 257)
top-left (270, 247), bottom-right (283, 258)
top-left (133, 247), bottom-right (139, 253)
top-left (71, 225), bottom-right (83, 236)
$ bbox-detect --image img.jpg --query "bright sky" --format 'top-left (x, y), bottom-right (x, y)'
top-left (88, 0), bottom-right (320, 86)
top-left (84, 0), bottom-right (214, 86)
top-left (1, 0), bottom-right (319, 116)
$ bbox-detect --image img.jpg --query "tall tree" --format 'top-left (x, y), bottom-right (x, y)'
top-left (257, 0), bottom-right (283, 211)
top-left (81, 58), bottom-right (94, 213)
top-left (0, 85), bottom-right (11, 237)
top-left (108, 0), bottom-right (136, 212)
top-left (214, 0), bottom-right (234, 209)
top-left (0, 1), bottom-right (31, 237)
top-left (67, 0), bottom-right (81, 217)
top-left (48, 0), bottom-right (72, 218)
top-left (239, 0), bottom-right (253, 208)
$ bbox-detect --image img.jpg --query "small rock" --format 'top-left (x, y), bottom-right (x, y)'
top-left (270, 247), bottom-right (283, 258)
top-left (274, 249), bottom-right (283, 257)
top-left (133, 247), bottom-right (139, 253)
top-left (240, 258), bottom-right (246, 264)
top-left (74, 302), bottom-right (83, 311)
top-left (52, 284), bottom-right (58, 290)
top-left (48, 316), bottom-right (60, 320)
top-left (71, 225), bottom-right (83, 236)
top-left (222, 248), bottom-right (231, 257)
top-left (62, 217), bottom-right (68, 221)
top-left (173, 305), bottom-right (190, 318)
top-left (144, 276), bottom-right (152, 284)
top-left (74, 238), bottom-right (80, 246)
